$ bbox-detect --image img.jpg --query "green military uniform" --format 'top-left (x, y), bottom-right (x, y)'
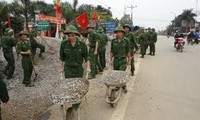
top-left (29, 29), bottom-right (45, 58)
top-left (87, 25), bottom-right (99, 78)
top-left (0, 73), bottom-right (9, 120)
top-left (96, 36), bottom-right (103, 73)
top-left (60, 25), bottom-right (88, 78)
top-left (139, 30), bottom-right (150, 58)
top-left (1, 28), bottom-right (16, 79)
top-left (17, 31), bottom-right (33, 86)
top-left (97, 27), bottom-right (108, 69)
top-left (123, 24), bottom-right (139, 75)
top-left (111, 26), bottom-right (130, 70)
top-left (148, 29), bottom-right (157, 55)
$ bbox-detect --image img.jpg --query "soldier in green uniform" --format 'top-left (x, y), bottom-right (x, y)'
top-left (17, 31), bottom-right (34, 87)
top-left (0, 73), bottom-right (9, 120)
top-left (148, 28), bottom-right (157, 55)
top-left (60, 25), bottom-right (89, 78)
top-left (87, 24), bottom-right (100, 79)
top-left (97, 27), bottom-right (108, 69)
top-left (123, 24), bottom-right (139, 76)
top-left (1, 28), bottom-right (17, 79)
top-left (139, 29), bottom-right (150, 58)
top-left (29, 25), bottom-right (45, 62)
top-left (110, 26), bottom-right (131, 92)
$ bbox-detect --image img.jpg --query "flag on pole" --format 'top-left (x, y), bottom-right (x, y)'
top-left (56, 0), bottom-right (62, 19)
top-left (56, 0), bottom-right (62, 30)
top-left (7, 16), bottom-right (11, 28)
top-left (76, 13), bottom-right (89, 30)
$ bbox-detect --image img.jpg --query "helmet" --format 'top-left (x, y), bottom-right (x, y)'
top-left (87, 24), bottom-right (95, 29)
top-left (123, 24), bottom-right (131, 31)
top-left (97, 27), bottom-right (104, 33)
top-left (4, 28), bottom-right (14, 36)
top-left (114, 26), bottom-right (125, 33)
top-left (64, 25), bottom-right (80, 36)
top-left (18, 31), bottom-right (29, 36)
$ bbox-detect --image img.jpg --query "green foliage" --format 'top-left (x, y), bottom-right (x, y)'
top-left (0, 1), bottom-right (8, 37)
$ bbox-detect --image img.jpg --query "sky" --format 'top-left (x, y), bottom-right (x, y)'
top-left (5, 0), bottom-right (200, 30)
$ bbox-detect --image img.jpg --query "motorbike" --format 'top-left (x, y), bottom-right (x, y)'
top-left (175, 37), bottom-right (185, 52)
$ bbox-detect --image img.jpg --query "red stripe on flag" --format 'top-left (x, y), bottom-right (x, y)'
top-left (7, 16), bottom-right (11, 28)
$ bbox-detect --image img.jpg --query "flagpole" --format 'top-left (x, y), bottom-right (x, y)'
top-left (195, 0), bottom-right (198, 28)
top-left (55, 0), bottom-right (61, 39)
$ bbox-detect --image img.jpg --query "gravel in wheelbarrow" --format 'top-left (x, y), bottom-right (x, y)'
top-left (50, 78), bottom-right (89, 104)
top-left (102, 70), bottom-right (130, 87)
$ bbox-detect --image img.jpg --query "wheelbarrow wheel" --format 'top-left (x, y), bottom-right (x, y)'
top-left (66, 107), bottom-right (74, 120)
top-left (110, 89), bottom-right (116, 108)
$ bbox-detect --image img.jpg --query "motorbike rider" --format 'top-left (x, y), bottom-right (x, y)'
top-left (174, 30), bottom-right (180, 47)
top-left (174, 31), bottom-right (185, 47)
top-left (194, 30), bottom-right (199, 44)
top-left (187, 31), bottom-right (194, 44)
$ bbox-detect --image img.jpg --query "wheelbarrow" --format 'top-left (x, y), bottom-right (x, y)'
top-left (51, 74), bottom-right (89, 120)
top-left (102, 69), bottom-right (130, 108)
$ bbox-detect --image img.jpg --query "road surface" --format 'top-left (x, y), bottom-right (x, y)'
top-left (37, 36), bottom-right (200, 120)
top-left (124, 36), bottom-right (200, 120)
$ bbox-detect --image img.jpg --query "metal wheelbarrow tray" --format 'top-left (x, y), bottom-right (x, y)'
top-left (102, 70), bottom-right (130, 107)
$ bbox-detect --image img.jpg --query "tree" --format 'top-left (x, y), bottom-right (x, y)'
top-left (0, 1), bottom-right (8, 37)
top-left (19, 0), bottom-right (32, 31)
top-left (181, 9), bottom-right (196, 32)
top-left (8, 0), bottom-right (24, 34)
top-left (120, 14), bottom-right (132, 26)
top-left (171, 9), bottom-right (196, 32)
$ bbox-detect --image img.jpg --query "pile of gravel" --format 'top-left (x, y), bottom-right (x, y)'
top-left (1, 37), bottom-right (63, 119)
top-left (102, 70), bottom-right (130, 87)
top-left (51, 78), bottom-right (89, 104)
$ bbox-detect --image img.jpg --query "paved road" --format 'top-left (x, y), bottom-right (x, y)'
top-left (124, 36), bottom-right (200, 120)
top-left (39, 36), bottom-right (200, 120)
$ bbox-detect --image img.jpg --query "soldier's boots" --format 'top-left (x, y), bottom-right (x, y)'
top-left (88, 74), bottom-right (95, 79)
top-left (7, 76), bottom-right (14, 80)
top-left (122, 85), bottom-right (128, 93)
top-left (25, 83), bottom-right (35, 87)
top-left (39, 53), bottom-right (44, 59)
top-left (131, 72), bottom-right (135, 76)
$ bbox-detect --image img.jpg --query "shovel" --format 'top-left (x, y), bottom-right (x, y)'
top-left (35, 31), bottom-right (56, 54)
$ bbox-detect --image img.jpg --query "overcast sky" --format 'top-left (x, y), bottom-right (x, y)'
top-left (5, 0), bottom-right (200, 30)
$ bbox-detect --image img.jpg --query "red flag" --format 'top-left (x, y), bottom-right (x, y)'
top-left (56, 0), bottom-right (62, 19)
top-left (7, 16), bottom-right (11, 28)
top-left (56, 0), bottom-right (62, 30)
top-left (76, 13), bottom-right (89, 30)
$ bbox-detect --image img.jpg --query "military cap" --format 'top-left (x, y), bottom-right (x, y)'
top-left (114, 26), bottom-right (125, 33)
top-left (4, 28), bottom-right (14, 35)
top-left (18, 31), bottom-right (29, 36)
top-left (87, 24), bottom-right (95, 29)
top-left (123, 24), bottom-right (131, 30)
top-left (97, 27), bottom-right (104, 33)
top-left (64, 25), bottom-right (80, 36)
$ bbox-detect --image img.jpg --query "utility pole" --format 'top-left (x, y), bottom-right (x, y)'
top-left (195, 0), bottom-right (198, 28)
top-left (124, 4), bottom-right (126, 15)
top-left (127, 5), bottom-right (137, 26)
